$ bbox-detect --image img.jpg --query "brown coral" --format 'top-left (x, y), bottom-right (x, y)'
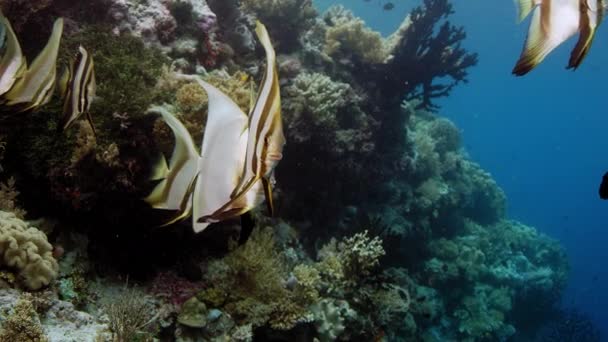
top-left (0, 293), bottom-right (48, 342)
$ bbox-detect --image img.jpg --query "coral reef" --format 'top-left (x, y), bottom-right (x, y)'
top-left (0, 289), bottom-right (108, 342)
top-left (0, 0), bottom-right (572, 341)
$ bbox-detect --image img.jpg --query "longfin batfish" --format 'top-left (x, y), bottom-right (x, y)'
top-left (145, 105), bottom-right (200, 227)
top-left (198, 21), bottom-right (285, 224)
top-left (3, 18), bottom-right (63, 111)
top-left (60, 46), bottom-right (97, 136)
top-left (145, 21), bottom-right (285, 234)
top-left (568, 0), bottom-right (604, 69)
top-left (512, 0), bottom-right (604, 75)
top-left (0, 13), bottom-right (26, 96)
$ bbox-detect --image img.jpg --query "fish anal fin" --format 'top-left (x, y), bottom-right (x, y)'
top-left (512, 8), bottom-right (552, 75)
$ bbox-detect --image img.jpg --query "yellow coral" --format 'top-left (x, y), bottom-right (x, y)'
top-left (176, 82), bottom-right (207, 113)
top-left (0, 211), bottom-right (58, 290)
top-left (324, 7), bottom-right (389, 64)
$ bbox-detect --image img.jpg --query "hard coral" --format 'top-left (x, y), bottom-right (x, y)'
top-left (323, 6), bottom-right (389, 64)
top-left (373, 0), bottom-right (478, 109)
top-left (284, 72), bottom-right (374, 155)
top-left (239, 0), bottom-right (316, 52)
top-left (0, 293), bottom-right (48, 342)
top-left (0, 211), bottom-right (58, 290)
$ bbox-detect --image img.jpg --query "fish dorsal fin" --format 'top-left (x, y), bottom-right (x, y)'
top-left (4, 18), bottom-right (63, 109)
top-left (178, 75), bottom-right (249, 233)
top-left (144, 105), bottom-right (199, 212)
top-left (0, 14), bottom-right (26, 96)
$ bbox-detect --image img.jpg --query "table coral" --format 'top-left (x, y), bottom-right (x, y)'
top-left (0, 211), bottom-right (58, 290)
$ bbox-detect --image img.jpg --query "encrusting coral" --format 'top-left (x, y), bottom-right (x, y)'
top-left (0, 211), bottom-right (58, 290)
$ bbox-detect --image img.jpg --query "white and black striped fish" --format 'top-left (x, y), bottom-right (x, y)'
top-left (59, 45), bottom-right (96, 135)
top-left (145, 21), bottom-right (285, 234)
top-left (513, 0), bottom-right (605, 75)
top-left (2, 17), bottom-right (63, 112)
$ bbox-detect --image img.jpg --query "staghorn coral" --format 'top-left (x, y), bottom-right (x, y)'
top-left (0, 211), bottom-right (58, 290)
top-left (0, 293), bottom-right (48, 342)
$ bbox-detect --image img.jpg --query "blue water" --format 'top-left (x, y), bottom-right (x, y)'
top-left (316, 0), bottom-right (608, 337)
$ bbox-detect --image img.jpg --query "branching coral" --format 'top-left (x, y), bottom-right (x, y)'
top-left (370, 0), bottom-right (478, 109)
top-left (104, 286), bottom-right (154, 341)
top-left (0, 211), bottom-right (58, 290)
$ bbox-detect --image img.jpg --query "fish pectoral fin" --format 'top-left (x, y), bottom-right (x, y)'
top-left (262, 177), bottom-right (274, 217)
